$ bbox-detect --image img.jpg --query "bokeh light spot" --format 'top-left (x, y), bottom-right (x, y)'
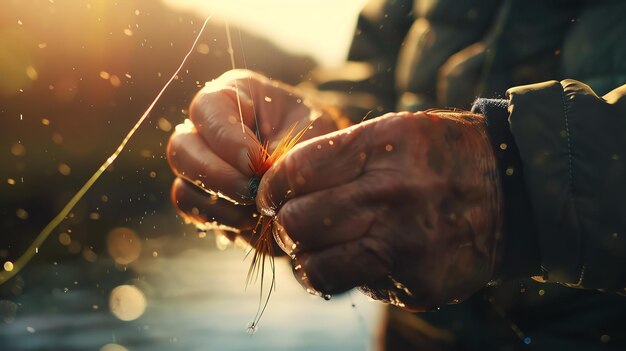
top-left (107, 227), bottom-right (142, 265)
top-left (109, 285), bottom-right (147, 321)
top-left (3, 261), bottom-right (14, 272)
top-left (101, 344), bottom-right (129, 351)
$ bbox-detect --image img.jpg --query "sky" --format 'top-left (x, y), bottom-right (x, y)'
top-left (161, 0), bottom-right (368, 67)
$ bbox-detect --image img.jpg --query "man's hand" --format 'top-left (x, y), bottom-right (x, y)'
top-left (167, 70), bottom-right (338, 239)
top-left (256, 110), bottom-right (503, 310)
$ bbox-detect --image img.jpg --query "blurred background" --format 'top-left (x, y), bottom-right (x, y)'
top-left (0, 1), bottom-right (382, 350)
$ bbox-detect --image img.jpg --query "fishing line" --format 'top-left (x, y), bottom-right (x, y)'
top-left (0, 12), bottom-right (215, 285)
top-left (224, 18), bottom-right (246, 134)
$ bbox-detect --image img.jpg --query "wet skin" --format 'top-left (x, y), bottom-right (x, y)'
top-left (168, 69), bottom-right (504, 311)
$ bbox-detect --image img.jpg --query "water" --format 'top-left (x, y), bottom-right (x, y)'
top-left (0, 247), bottom-right (381, 351)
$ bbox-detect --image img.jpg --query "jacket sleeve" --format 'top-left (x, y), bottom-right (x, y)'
top-left (491, 79), bottom-right (626, 293)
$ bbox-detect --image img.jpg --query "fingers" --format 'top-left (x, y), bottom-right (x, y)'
top-left (190, 69), bottom-right (341, 187)
top-left (274, 182), bottom-right (377, 254)
top-left (190, 82), bottom-right (260, 176)
top-left (256, 122), bottom-right (372, 215)
top-left (293, 235), bottom-right (394, 294)
top-left (167, 123), bottom-right (251, 203)
top-left (171, 178), bottom-right (257, 231)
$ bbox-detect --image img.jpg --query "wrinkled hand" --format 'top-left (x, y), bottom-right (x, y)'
top-left (167, 69), bottom-right (338, 240)
top-left (256, 110), bottom-right (503, 310)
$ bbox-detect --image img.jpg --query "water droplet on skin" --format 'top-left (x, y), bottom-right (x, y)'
top-left (385, 144), bottom-right (393, 152)
top-left (328, 140), bottom-right (334, 146)
top-left (316, 144), bottom-right (322, 149)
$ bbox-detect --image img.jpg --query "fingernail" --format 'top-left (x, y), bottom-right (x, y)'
top-left (272, 220), bottom-right (297, 256)
top-left (292, 254), bottom-right (323, 297)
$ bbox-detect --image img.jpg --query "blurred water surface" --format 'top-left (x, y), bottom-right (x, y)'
top-left (0, 245), bottom-right (382, 351)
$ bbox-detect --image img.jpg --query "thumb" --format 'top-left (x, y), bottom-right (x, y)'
top-left (255, 120), bottom-right (374, 215)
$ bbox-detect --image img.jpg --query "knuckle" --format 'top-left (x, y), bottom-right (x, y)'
top-left (359, 236), bottom-right (394, 272)
top-left (282, 149), bottom-right (314, 195)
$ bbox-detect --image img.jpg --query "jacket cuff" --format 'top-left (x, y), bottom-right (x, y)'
top-left (471, 98), bottom-right (541, 280)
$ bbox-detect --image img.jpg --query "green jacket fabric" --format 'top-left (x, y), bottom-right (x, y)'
top-left (315, 0), bottom-right (626, 349)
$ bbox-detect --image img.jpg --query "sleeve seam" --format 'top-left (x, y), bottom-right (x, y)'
top-left (559, 81), bottom-right (586, 287)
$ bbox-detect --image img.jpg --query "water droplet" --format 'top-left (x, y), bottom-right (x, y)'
top-left (499, 143), bottom-right (508, 150)
top-left (523, 337), bottom-right (531, 345)
top-left (58, 163), bottom-right (71, 176)
top-left (58, 232), bottom-right (71, 246)
top-left (15, 208), bottom-right (29, 220)
top-left (385, 144), bottom-right (393, 152)
top-left (323, 294), bottom-right (332, 301)
top-left (25, 66), bottom-right (38, 80)
top-left (157, 117), bottom-right (172, 132)
top-left (10, 143), bottom-right (25, 156)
